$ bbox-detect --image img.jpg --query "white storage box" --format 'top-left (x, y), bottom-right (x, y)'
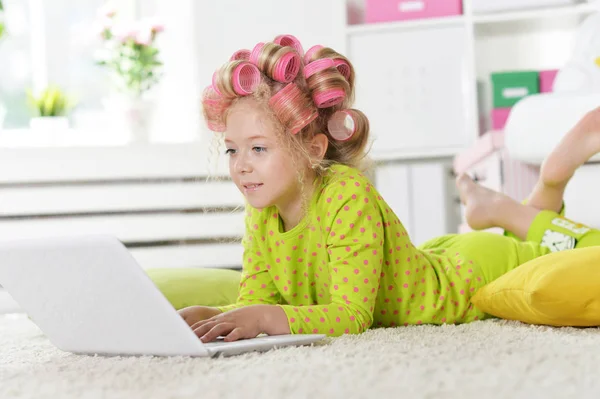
top-left (472, 0), bottom-right (579, 14)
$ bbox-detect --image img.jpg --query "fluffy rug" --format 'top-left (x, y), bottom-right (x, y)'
top-left (1, 314), bottom-right (599, 399)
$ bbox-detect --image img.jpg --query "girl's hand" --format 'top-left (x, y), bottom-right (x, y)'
top-left (191, 305), bottom-right (290, 343)
top-left (178, 306), bottom-right (222, 327)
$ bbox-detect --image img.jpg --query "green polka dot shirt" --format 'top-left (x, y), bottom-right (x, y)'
top-left (217, 164), bottom-right (488, 336)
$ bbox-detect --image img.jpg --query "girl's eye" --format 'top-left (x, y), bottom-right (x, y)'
top-left (225, 148), bottom-right (236, 155)
top-left (253, 146), bottom-right (266, 153)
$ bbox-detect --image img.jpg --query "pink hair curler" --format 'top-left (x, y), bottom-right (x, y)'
top-left (273, 51), bottom-right (301, 83)
top-left (202, 86), bottom-right (228, 132)
top-left (269, 83), bottom-right (318, 134)
top-left (207, 120), bottom-right (226, 132)
top-left (204, 85), bottom-right (221, 100)
top-left (230, 49), bottom-right (251, 61)
top-left (269, 82), bottom-right (297, 108)
top-left (333, 59), bottom-right (351, 80)
top-left (290, 109), bottom-right (318, 134)
top-left (327, 110), bottom-right (356, 141)
top-left (211, 71), bottom-right (222, 95)
top-left (274, 34), bottom-right (304, 57)
top-left (304, 58), bottom-right (335, 79)
top-left (232, 62), bottom-right (261, 95)
top-left (250, 42), bottom-right (265, 65)
top-left (314, 88), bottom-right (345, 108)
top-left (304, 45), bottom-right (324, 64)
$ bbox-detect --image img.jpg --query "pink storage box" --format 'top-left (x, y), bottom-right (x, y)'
top-left (366, 0), bottom-right (463, 23)
top-left (539, 69), bottom-right (559, 93)
top-left (491, 108), bottom-right (511, 130)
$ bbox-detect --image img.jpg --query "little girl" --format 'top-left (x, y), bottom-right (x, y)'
top-left (179, 34), bottom-right (600, 343)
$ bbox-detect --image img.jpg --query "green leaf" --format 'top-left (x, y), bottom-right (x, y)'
top-left (26, 85), bottom-right (75, 117)
top-left (96, 37), bottom-right (164, 95)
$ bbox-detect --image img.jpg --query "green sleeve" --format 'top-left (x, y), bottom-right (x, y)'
top-left (216, 211), bottom-right (282, 313)
top-left (278, 179), bottom-right (384, 336)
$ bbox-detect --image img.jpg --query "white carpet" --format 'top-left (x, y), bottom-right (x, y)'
top-left (1, 314), bottom-right (599, 399)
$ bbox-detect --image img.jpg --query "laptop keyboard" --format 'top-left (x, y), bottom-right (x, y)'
top-left (202, 335), bottom-right (273, 348)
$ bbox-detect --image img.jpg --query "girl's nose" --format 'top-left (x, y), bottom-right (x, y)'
top-left (234, 152), bottom-right (252, 174)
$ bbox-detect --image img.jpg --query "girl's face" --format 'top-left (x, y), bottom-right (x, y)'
top-left (225, 99), bottom-right (308, 215)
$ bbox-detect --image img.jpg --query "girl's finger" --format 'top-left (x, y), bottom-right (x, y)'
top-left (190, 319), bottom-right (211, 332)
top-left (192, 320), bottom-right (218, 338)
top-left (190, 313), bottom-right (223, 331)
top-left (224, 327), bottom-right (248, 342)
top-left (201, 322), bottom-right (236, 343)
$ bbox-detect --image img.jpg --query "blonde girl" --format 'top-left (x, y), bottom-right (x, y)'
top-left (179, 34), bottom-right (600, 343)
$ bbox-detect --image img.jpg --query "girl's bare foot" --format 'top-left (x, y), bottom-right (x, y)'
top-left (456, 174), bottom-right (504, 231)
top-left (457, 174), bottom-right (540, 240)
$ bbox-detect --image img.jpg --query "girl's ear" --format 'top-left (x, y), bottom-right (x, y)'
top-left (310, 133), bottom-right (329, 161)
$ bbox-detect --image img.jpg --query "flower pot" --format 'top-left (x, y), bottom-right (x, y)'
top-left (103, 95), bottom-right (155, 144)
top-left (29, 116), bottom-right (70, 133)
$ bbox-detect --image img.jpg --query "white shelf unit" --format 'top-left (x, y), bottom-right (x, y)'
top-left (346, 1), bottom-right (600, 161)
top-left (472, 2), bottom-right (598, 24)
top-left (371, 146), bottom-right (467, 163)
top-left (345, 0), bottom-right (599, 244)
top-left (346, 15), bottom-right (465, 35)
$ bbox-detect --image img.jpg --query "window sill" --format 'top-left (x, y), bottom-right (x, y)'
top-left (0, 128), bottom-right (198, 148)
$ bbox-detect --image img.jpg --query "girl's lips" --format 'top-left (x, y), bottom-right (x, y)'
top-left (243, 183), bottom-right (263, 192)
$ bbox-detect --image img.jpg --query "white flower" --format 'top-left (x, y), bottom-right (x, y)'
top-left (120, 59), bottom-right (135, 72)
top-left (121, 46), bottom-right (136, 57)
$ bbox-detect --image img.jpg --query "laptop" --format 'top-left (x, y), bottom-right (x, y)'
top-left (0, 235), bottom-right (325, 357)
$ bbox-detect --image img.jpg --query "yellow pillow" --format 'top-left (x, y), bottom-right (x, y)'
top-left (145, 268), bottom-right (241, 310)
top-left (471, 247), bottom-right (600, 327)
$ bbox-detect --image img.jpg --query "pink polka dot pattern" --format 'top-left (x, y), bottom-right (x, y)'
top-left (216, 164), bottom-right (490, 336)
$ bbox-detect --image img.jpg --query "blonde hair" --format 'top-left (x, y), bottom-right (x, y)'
top-left (202, 36), bottom-right (371, 175)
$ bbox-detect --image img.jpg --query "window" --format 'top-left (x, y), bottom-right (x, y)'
top-left (0, 0), bottom-right (202, 146)
top-left (0, 0), bottom-right (32, 128)
top-left (0, 0), bottom-right (138, 131)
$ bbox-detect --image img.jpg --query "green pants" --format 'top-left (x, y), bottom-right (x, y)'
top-left (470, 210), bottom-right (600, 284)
top-left (420, 210), bottom-right (600, 287)
top-left (416, 210), bottom-right (600, 324)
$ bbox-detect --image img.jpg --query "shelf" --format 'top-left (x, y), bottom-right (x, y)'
top-left (346, 15), bottom-right (465, 35)
top-left (370, 147), bottom-right (465, 163)
top-left (473, 3), bottom-right (599, 24)
top-left (345, 3), bottom-right (599, 34)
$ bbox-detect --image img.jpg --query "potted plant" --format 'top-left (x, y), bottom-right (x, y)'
top-left (94, 3), bottom-right (164, 143)
top-left (27, 85), bottom-right (75, 133)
